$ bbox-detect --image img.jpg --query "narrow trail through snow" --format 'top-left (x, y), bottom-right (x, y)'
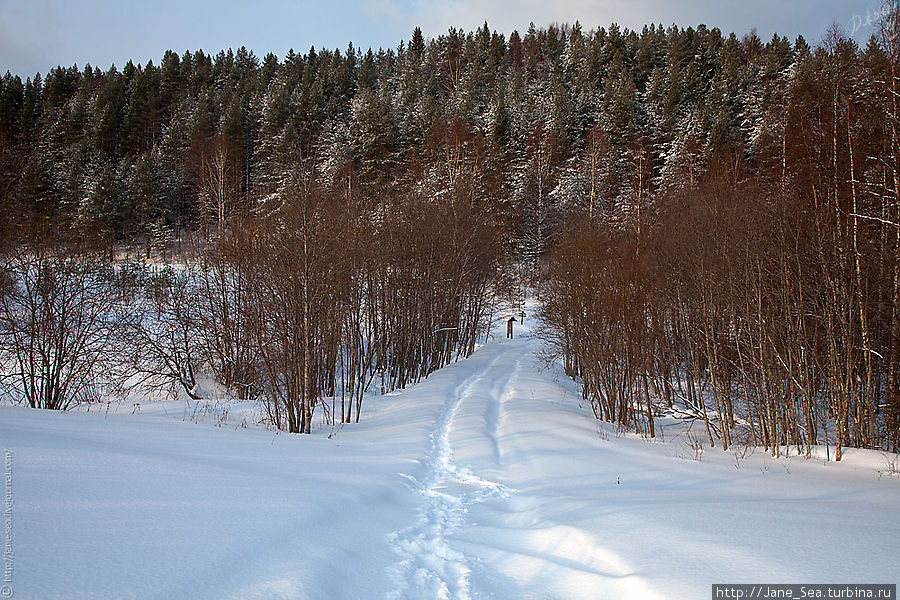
top-left (386, 345), bottom-right (514, 600)
top-left (384, 331), bottom-right (655, 600)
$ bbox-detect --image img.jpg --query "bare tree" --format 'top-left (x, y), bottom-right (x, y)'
top-left (196, 233), bottom-right (258, 399)
top-left (118, 265), bottom-right (204, 400)
top-left (0, 247), bottom-right (122, 410)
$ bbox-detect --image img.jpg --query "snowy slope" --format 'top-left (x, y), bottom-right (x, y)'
top-left (1, 315), bottom-right (898, 599)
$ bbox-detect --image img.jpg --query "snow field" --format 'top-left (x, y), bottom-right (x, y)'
top-left (0, 312), bottom-right (897, 599)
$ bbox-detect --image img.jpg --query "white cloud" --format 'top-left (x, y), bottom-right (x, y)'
top-left (365, 0), bottom-right (409, 24)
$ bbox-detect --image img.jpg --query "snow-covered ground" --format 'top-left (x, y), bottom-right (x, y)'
top-left (1, 314), bottom-right (898, 599)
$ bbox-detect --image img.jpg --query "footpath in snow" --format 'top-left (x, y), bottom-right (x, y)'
top-left (1, 312), bottom-right (898, 599)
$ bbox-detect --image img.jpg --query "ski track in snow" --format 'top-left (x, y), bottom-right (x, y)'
top-left (385, 337), bottom-right (647, 600)
top-left (386, 348), bottom-right (513, 600)
top-left (385, 333), bottom-right (664, 600)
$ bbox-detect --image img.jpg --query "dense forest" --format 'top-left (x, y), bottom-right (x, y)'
top-left (0, 6), bottom-right (898, 454)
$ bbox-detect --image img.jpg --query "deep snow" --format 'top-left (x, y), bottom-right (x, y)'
top-left (1, 314), bottom-right (898, 599)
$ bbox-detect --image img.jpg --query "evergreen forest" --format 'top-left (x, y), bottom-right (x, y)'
top-left (1, 11), bottom-right (899, 456)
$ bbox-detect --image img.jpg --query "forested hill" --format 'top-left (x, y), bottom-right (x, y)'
top-left (1, 22), bottom-right (804, 251)
top-left (3, 17), bottom-right (900, 454)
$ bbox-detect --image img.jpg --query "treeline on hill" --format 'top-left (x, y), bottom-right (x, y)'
top-left (543, 12), bottom-right (900, 456)
top-left (0, 178), bottom-right (495, 433)
top-left (0, 11), bottom-right (898, 450)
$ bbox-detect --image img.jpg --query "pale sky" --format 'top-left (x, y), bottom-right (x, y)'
top-left (0, 0), bottom-right (882, 78)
